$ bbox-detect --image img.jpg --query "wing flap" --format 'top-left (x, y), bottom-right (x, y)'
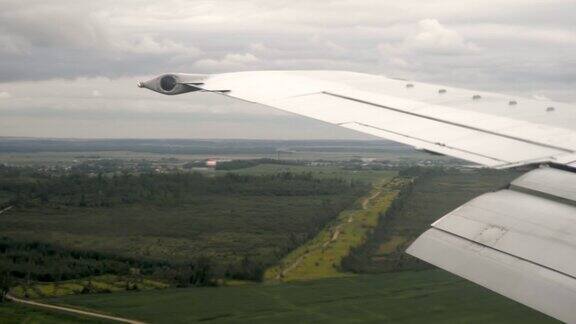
top-left (408, 167), bottom-right (576, 323)
top-left (511, 167), bottom-right (576, 202)
top-left (432, 190), bottom-right (576, 278)
top-left (408, 228), bottom-right (576, 323)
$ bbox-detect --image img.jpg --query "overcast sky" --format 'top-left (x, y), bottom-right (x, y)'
top-left (0, 0), bottom-right (575, 139)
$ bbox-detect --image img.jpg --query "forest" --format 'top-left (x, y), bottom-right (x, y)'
top-left (0, 165), bottom-right (364, 207)
top-left (0, 165), bottom-right (367, 293)
top-left (214, 158), bottom-right (302, 171)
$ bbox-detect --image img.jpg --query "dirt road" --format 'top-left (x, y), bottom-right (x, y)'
top-left (0, 206), bottom-right (13, 215)
top-left (6, 294), bottom-right (146, 324)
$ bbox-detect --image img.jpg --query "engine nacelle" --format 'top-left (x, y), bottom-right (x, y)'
top-left (137, 73), bottom-right (207, 95)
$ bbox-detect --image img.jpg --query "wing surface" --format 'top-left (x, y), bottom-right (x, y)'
top-left (192, 71), bottom-right (576, 168)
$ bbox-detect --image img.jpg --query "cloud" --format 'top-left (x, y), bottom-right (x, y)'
top-left (113, 35), bottom-right (202, 57)
top-left (409, 19), bottom-right (481, 54)
top-left (193, 53), bottom-right (260, 72)
top-left (461, 24), bottom-right (576, 45)
top-left (379, 19), bottom-right (480, 56)
top-left (0, 33), bottom-right (30, 55)
top-left (0, 2), bottom-right (109, 50)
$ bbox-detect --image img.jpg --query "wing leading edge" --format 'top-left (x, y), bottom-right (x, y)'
top-left (139, 70), bottom-right (576, 322)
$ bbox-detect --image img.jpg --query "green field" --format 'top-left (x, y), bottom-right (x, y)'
top-left (0, 194), bottom-right (12, 206)
top-left (0, 302), bottom-right (103, 323)
top-left (48, 270), bottom-right (555, 323)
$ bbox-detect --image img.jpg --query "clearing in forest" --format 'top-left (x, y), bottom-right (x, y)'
top-left (264, 174), bottom-right (410, 282)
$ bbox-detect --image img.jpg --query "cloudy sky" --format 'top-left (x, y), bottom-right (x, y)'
top-left (0, 0), bottom-right (575, 139)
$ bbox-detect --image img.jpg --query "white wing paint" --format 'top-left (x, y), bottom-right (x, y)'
top-left (140, 70), bottom-right (576, 322)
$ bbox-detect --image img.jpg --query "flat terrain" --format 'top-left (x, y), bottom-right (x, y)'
top-left (49, 270), bottom-right (556, 323)
top-left (0, 138), bottom-right (451, 166)
top-left (0, 302), bottom-right (103, 323)
top-left (1, 167), bottom-right (540, 323)
top-left (0, 139), bottom-right (540, 323)
top-left (0, 150), bottom-right (445, 166)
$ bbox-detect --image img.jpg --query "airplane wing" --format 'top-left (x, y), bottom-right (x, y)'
top-left (139, 70), bottom-right (576, 322)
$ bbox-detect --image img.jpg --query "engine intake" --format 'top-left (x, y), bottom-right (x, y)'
top-left (160, 75), bottom-right (177, 92)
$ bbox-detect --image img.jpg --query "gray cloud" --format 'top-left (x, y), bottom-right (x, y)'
top-left (0, 0), bottom-right (575, 138)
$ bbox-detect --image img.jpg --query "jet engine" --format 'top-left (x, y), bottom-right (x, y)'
top-left (137, 73), bottom-right (207, 95)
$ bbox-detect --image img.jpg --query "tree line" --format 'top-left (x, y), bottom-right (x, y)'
top-left (1, 168), bottom-right (364, 208)
top-left (0, 236), bottom-right (269, 297)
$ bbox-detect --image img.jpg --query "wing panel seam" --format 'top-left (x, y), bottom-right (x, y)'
top-left (431, 226), bottom-right (576, 281)
top-left (323, 91), bottom-right (573, 155)
top-left (341, 121), bottom-right (509, 164)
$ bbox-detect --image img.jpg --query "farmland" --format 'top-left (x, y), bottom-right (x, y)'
top-left (48, 270), bottom-right (555, 323)
top-left (0, 302), bottom-right (100, 323)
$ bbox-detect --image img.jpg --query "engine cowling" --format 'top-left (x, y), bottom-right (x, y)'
top-left (137, 73), bottom-right (207, 95)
